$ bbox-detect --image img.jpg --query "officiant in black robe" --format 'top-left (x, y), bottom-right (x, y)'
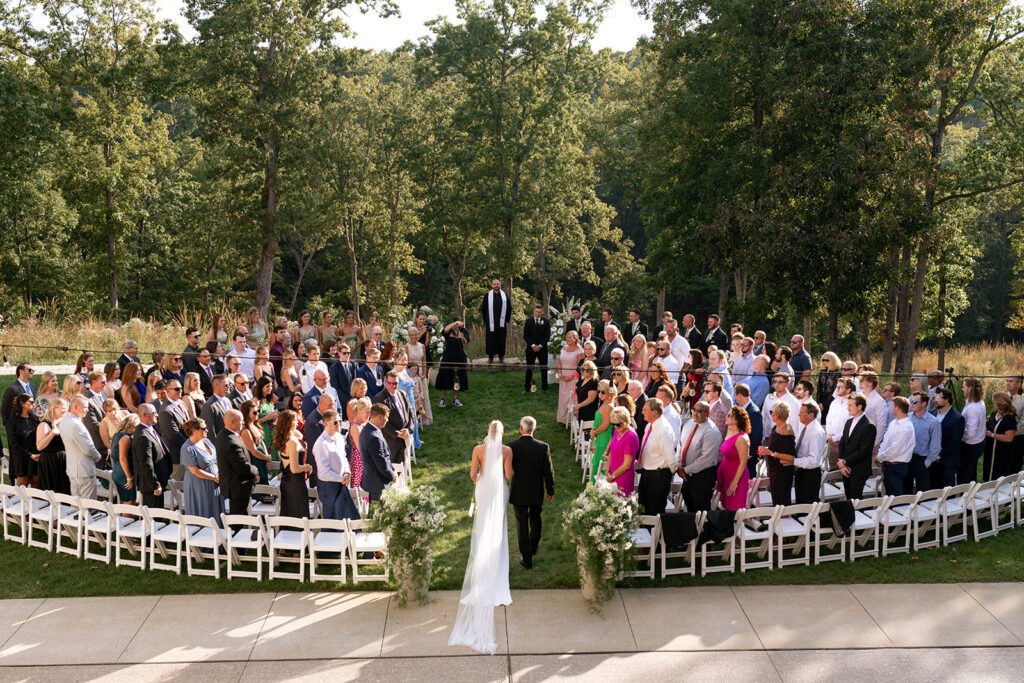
top-left (480, 279), bottom-right (512, 363)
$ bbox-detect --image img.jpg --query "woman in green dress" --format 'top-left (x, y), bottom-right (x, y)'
top-left (590, 380), bottom-right (617, 484)
top-left (294, 310), bottom-right (317, 353)
top-left (317, 311), bottom-right (339, 350)
top-left (240, 399), bottom-right (272, 490)
top-left (247, 307), bottom-right (269, 347)
top-left (254, 377), bottom-right (279, 458)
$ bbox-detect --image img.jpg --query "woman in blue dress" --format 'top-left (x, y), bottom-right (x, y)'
top-left (393, 350), bottom-right (422, 449)
top-left (180, 417), bottom-right (222, 520)
top-left (110, 413), bottom-right (140, 503)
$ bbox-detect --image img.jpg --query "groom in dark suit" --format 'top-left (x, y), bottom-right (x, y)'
top-left (508, 416), bottom-right (555, 569)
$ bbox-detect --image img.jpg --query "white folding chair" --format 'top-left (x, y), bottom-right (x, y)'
top-left (736, 506), bottom-right (780, 572)
top-left (1, 453), bottom-right (8, 484)
top-left (819, 469), bottom-right (846, 502)
top-left (1015, 473), bottom-right (1024, 527)
top-left (917, 481), bottom-right (974, 545)
top-left (881, 492), bottom-right (920, 556)
top-left (625, 515), bottom-right (660, 579)
top-left (267, 516), bottom-right (308, 581)
top-left (80, 498), bottom-right (115, 563)
top-left (307, 517), bottom-right (350, 583)
top-left (750, 478), bottom-right (773, 508)
top-left (182, 514), bottom-right (226, 578)
top-left (221, 514), bottom-right (267, 580)
top-left (348, 518), bottom-right (388, 583)
top-left (350, 487), bottom-right (369, 517)
top-left (22, 487), bottom-right (56, 551)
top-left (167, 480), bottom-right (185, 512)
top-left (701, 513), bottom-right (741, 576)
top-left (248, 485), bottom-right (281, 517)
top-left (811, 502), bottom-right (846, 564)
top-left (848, 496), bottom-right (891, 561)
top-left (905, 487), bottom-right (947, 550)
top-left (146, 507), bottom-right (186, 574)
top-left (775, 503), bottom-right (820, 568)
top-left (1, 483), bottom-right (29, 544)
top-left (49, 492), bottom-right (85, 557)
top-left (865, 466), bottom-right (883, 496)
top-left (995, 472), bottom-right (1022, 532)
top-left (969, 478), bottom-right (1002, 541)
top-left (95, 470), bottom-right (116, 503)
top-left (113, 503), bottom-right (149, 569)
top-left (659, 510), bottom-right (704, 577)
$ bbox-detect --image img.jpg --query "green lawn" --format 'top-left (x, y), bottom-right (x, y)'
top-left (2, 370), bottom-right (1023, 599)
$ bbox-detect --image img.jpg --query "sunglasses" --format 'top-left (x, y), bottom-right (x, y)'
top-left (329, 420), bottom-right (341, 425)
top-left (909, 400), bottom-right (919, 405)
top-left (340, 351), bottom-right (351, 355)
top-left (167, 387), bottom-right (182, 393)
top-left (27, 369), bottom-right (35, 374)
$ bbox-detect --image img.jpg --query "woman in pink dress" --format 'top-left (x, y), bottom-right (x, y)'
top-left (628, 335), bottom-right (647, 380)
top-left (557, 331), bottom-right (585, 424)
top-left (716, 406), bottom-right (752, 510)
top-left (604, 407), bottom-right (638, 497)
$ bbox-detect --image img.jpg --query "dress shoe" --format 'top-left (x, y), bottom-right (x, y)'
top-left (518, 556), bottom-right (532, 569)
top-left (531, 545), bottom-right (539, 557)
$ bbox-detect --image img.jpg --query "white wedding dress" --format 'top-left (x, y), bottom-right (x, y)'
top-left (448, 430), bottom-right (512, 654)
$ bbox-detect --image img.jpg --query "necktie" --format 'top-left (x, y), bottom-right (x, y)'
top-left (394, 392), bottom-right (405, 420)
top-left (796, 425), bottom-right (806, 456)
top-left (679, 424), bottom-right (698, 469)
top-left (206, 366), bottom-right (213, 378)
top-left (25, 382), bottom-right (33, 397)
top-left (640, 427), bottom-right (652, 466)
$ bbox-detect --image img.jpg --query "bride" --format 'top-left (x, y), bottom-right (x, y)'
top-left (448, 420), bottom-right (514, 654)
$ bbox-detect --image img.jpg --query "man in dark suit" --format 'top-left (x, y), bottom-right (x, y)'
top-left (329, 343), bottom-right (359, 410)
top-left (703, 314), bottom-right (728, 353)
top-left (227, 373), bottom-right (253, 410)
top-left (681, 314), bottom-right (703, 351)
top-left (117, 340), bottom-right (141, 373)
top-left (372, 371), bottom-right (413, 465)
top-left (508, 416), bottom-right (555, 569)
top-left (595, 325), bottom-right (628, 372)
top-left (196, 348), bottom-right (216, 398)
top-left (182, 327), bottom-right (202, 374)
top-left (578, 321), bottom-right (603, 358)
top-left (625, 308), bottom-right (648, 343)
top-left (359, 403), bottom-right (396, 502)
top-left (200, 375), bottom-right (231, 438)
top-left (158, 379), bottom-right (189, 480)
top-left (302, 369), bottom-right (339, 419)
top-left (216, 409), bottom-right (259, 518)
top-left (523, 303), bottom-right (551, 393)
top-left (1, 363), bottom-right (34, 423)
top-left (82, 371), bottom-right (109, 461)
top-left (931, 387), bottom-right (965, 488)
top-left (837, 394), bottom-right (877, 500)
top-left (304, 392), bottom-right (335, 487)
top-left (564, 305), bottom-right (587, 336)
top-left (593, 308), bottom-right (615, 341)
top-left (133, 404), bottom-right (171, 508)
top-left (734, 383), bottom-right (763, 478)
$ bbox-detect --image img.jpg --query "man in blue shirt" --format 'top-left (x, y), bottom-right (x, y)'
top-left (746, 355), bottom-right (771, 408)
top-left (908, 391), bottom-right (942, 493)
top-left (788, 334), bottom-right (813, 383)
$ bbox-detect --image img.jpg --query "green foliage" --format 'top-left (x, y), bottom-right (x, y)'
top-left (370, 484), bottom-right (447, 606)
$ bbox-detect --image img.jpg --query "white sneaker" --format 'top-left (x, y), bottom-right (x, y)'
top-left (454, 399), bottom-right (464, 407)
top-left (439, 399), bottom-right (446, 408)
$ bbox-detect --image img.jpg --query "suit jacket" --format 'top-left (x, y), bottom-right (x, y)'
top-left (117, 353), bottom-right (141, 373)
top-left (304, 409), bottom-right (326, 459)
top-left (372, 389), bottom-right (413, 464)
top-left (743, 401), bottom-right (764, 451)
top-left (302, 385), bottom-right (339, 420)
top-left (838, 416), bottom-right (876, 481)
top-left (228, 388), bottom-right (252, 410)
top-left (938, 408), bottom-right (966, 462)
top-left (197, 363), bottom-right (216, 398)
top-left (565, 318), bottom-right (588, 336)
top-left (683, 327), bottom-right (703, 352)
top-left (593, 320), bottom-right (615, 341)
top-left (215, 429), bottom-right (258, 500)
top-left (523, 317), bottom-right (552, 348)
top-left (703, 326), bottom-right (728, 353)
top-left (82, 389), bottom-right (108, 455)
top-left (624, 320), bottom-right (649, 342)
top-left (358, 422), bottom-right (394, 500)
top-left (508, 435), bottom-right (555, 506)
top-left (181, 344), bottom-right (201, 374)
top-left (132, 424), bottom-right (171, 492)
top-left (358, 363), bottom-right (385, 399)
top-left (329, 359), bottom-right (359, 409)
top-left (62, 414), bottom-right (102, 480)
top-left (200, 394), bottom-right (230, 438)
top-left (595, 339), bottom-right (628, 371)
top-left (157, 400), bottom-right (189, 465)
top-left (1, 381), bottom-right (31, 423)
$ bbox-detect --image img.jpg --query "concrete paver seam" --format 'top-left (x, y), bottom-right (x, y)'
top-left (244, 591), bottom-right (280, 663)
top-left (730, 586), bottom-right (785, 681)
top-left (617, 589), bottom-right (639, 652)
top-left (379, 594), bottom-right (391, 658)
top-left (957, 583), bottom-right (1024, 645)
top-left (845, 584), bottom-right (895, 647)
top-left (0, 598), bottom-right (46, 652)
top-left (116, 595), bottom-right (163, 663)
top-left (504, 605), bottom-right (512, 683)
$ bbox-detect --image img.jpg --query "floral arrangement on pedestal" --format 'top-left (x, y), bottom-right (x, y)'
top-left (370, 483), bottom-right (447, 607)
top-left (548, 297), bottom-right (588, 351)
top-left (387, 306), bottom-right (442, 353)
top-left (563, 479), bottom-right (639, 609)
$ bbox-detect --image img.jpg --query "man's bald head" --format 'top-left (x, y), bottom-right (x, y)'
top-left (224, 409), bottom-right (242, 431)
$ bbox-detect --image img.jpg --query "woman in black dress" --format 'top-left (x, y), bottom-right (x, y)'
top-left (574, 361), bottom-right (600, 423)
top-left (272, 409), bottom-right (313, 518)
top-left (436, 316), bottom-right (469, 408)
top-left (757, 400), bottom-right (796, 506)
top-left (984, 391), bottom-right (1018, 481)
top-left (35, 397), bottom-right (71, 495)
top-left (5, 394), bottom-right (39, 487)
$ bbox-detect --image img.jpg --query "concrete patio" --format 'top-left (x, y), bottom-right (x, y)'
top-left (1, 583), bottom-right (1023, 681)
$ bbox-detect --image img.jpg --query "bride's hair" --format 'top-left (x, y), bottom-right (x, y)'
top-left (486, 420), bottom-right (503, 443)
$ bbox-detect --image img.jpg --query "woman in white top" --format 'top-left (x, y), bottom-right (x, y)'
top-left (403, 325), bottom-right (432, 427)
top-left (960, 376), bottom-right (987, 484)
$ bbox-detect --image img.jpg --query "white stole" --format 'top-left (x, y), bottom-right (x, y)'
top-left (487, 290), bottom-right (507, 332)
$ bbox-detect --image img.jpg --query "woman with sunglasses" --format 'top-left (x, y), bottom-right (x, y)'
top-left (817, 352), bottom-right (842, 421)
top-left (181, 417), bottom-right (221, 520)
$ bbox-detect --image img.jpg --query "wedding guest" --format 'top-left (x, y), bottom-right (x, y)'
top-left (103, 362), bottom-right (122, 402)
top-left (557, 331), bottom-right (584, 425)
top-left (119, 362), bottom-right (144, 413)
top-left (63, 396), bottom-right (103, 499)
top-left (577, 340), bottom-right (598, 375)
top-left (117, 340), bottom-right (141, 372)
top-left (183, 372), bottom-right (204, 419)
top-left (875, 396), bottom-right (915, 495)
top-left (679, 349), bottom-right (706, 410)
top-left (733, 383), bottom-right (763, 478)
top-left (605, 406), bottom-right (638, 497)
top-left (361, 311), bottom-right (381, 347)
top-left (182, 327), bottom-right (202, 374)
top-left (269, 325), bottom-right (288, 377)
top-left (254, 376), bottom-right (279, 455)
top-left (358, 347), bottom-right (386, 399)
top-left (825, 378), bottom-right (855, 470)
top-left (217, 409), bottom-right (259, 518)
top-left (133, 403), bottom-right (171, 508)
top-left (34, 371), bottom-right (60, 420)
top-left (573, 361), bottom-right (599, 423)
top-left (299, 342), bottom-right (329, 394)
top-left (716, 406), bottom-right (751, 510)
top-left (340, 310), bottom-right (363, 346)
top-left (317, 311), bottom-right (338, 350)
top-left (100, 399), bottom-right (125, 456)
top-left (144, 351), bottom-right (166, 386)
top-left (329, 342), bottom-right (360, 410)
top-left (644, 361), bottom-right (671, 399)
top-left (436, 317), bottom-right (469, 407)
top-left (206, 313), bottom-right (229, 345)
top-left (791, 403), bottom-right (826, 503)
top-left (74, 352), bottom-right (95, 382)
top-left (279, 348), bottom-right (302, 397)
top-left (253, 345), bottom-right (276, 383)
top-left (161, 352), bottom-right (186, 385)
top-left (240, 399), bottom-right (272, 488)
top-left (758, 400), bottom-right (796, 506)
top-left (294, 310), bottom-right (317, 352)
top-left (984, 391), bottom-right (1017, 481)
top-left (817, 351), bottom-right (842, 420)
top-left (111, 413), bottom-right (140, 503)
top-left (589, 380), bottom-right (616, 484)
top-left (678, 401), bottom-right (722, 512)
top-left (403, 326), bottom-right (432, 428)
top-left (36, 398), bottom-right (71, 495)
top-left (959, 377), bottom-right (987, 484)
top-left (907, 391), bottom-right (941, 492)
top-left (637, 398), bottom-right (676, 515)
top-left (312, 409), bottom-right (361, 520)
top-left (347, 379), bottom-right (368, 420)
top-left (393, 351), bottom-right (423, 449)
top-left (931, 387), bottom-right (964, 488)
top-left (61, 374), bottom-right (84, 401)
top-left (181, 418), bottom-right (221, 520)
top-left (347, 397), bottom-right (370, 492)
top-left (6, 394), bottom-right (39, 486)
top-left (628, 334), bottom-right (648, 380)
top-left (1, 363), bottom-right (34, 424)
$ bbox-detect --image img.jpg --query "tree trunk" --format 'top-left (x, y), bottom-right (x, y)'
top-left (883, 244), bottom-right (905, 373)
top-left (827, 307), bottom-right (839, 351)
top-left (388, 201), bottom-right (398, 312)
top-left (255, 127), bottom-right (280, 320)
top-left (895, 238), bottom-right (930, 375)
top-left (286, 234), bottom-right (321, 317)
top-left (717, 273), bottom-right (729, 319)
top-left (733, 269), bottom-right (748, 304)
top-left (859, 317), bottom-right (871, 365)
top-left (656, 269), bottom-right (665, 320)
top-left (537, 233), bottom-right (550, 315)
top-left (104, 140), bottom-right (118, 318)
top-left (344, 214), bottom-right (361, 321)
top-left (803, 315), bottom-right (812, 350)
top-left (936, 249), bottom-right (947, 370)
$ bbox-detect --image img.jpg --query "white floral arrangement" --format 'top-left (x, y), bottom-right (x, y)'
top-left (389, 306), bottom-right (444, 357)
top-left (371, 484), bottom-right (447, 607)
top-left (563, 479), bottom-right (640, 607)
top-left (548, 297), bottom-right (587, 351)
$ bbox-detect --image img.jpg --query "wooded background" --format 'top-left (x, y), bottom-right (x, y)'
top-left (2, 0), bottom-right (1024, 374)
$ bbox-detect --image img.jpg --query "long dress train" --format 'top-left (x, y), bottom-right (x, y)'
top-left (448, 436), bottom-right (512, 654)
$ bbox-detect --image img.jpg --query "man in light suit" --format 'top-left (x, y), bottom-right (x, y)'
top-left (82, 371), bottom-right (110, 458)
top-left (359, 403), bottom-right (396, 502)
top-left (133, 403), bottom-right (171, 508)
top-left (678, 401), bottom-right (724, 512)
top-left (372, 370), bottom-right (414, 465)
top-left (63, 397), bottom-right (103, 499)
top-left (637, 398), bottom-right (678, 515)
top-left (200, 375), bottom-right (232, 438)
top-left (158, 379), bottom-right (189, 480)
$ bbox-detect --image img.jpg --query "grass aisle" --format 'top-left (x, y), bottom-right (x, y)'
top-left (2, 370), bottom-right (1024, 599)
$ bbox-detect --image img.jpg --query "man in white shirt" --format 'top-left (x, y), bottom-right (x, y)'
top-left (300, 343), bottom-right (330, 394)
top-left (637, 399), bottom-right (677, 515)
top-left (653, 339), bottom-right (682, 385)
top-left (663, 318), bottom-right (691, 370)
top-left (793, 403), bottom-right (826, 503)
top-left (793, 380), bottom-right (818, 408)
top-left (860, 371), bottom-right (888, 454)
top-left (825, 377), bottom-right (855, 470)
top-left (875, 396), bottom-right (915, 495)
top-left (731, 337), bottom-right (756, 384)
top-left (229, 329), bottom-right (256, 381)
top-left (677, 401), bottom-right (723, 512)
top-left (762, 373), bottom-right (801, 436)
top-left (313, 409), bottom-right (359, 520)
top-left (656, 385), bottom-right (682, 438)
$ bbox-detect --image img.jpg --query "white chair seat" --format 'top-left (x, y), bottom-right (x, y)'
top-left (152, 523), bottom-right (181, 543)
top-left (738, 526), bottom-right (771, 540)
top-left (777, 518), bottom-right (811, 534)
top-left (629, 528), bottom-right (653, 548)
top-left (353, 532), bottom-right (386, 551)
top-left (312, 531), bottom-right (347, 551)
top-left (229, 529), bottom-right (263, 549)
top-left (117, 519), bottom-right (146, 536)
top-left (188, 527), bottom-right (220, 546)
top-left (852, 511), bottom-right (877, 530)
top-left (272, 529), bottom-right (306, 550)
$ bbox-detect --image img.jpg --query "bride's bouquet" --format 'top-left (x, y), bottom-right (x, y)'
top-left (563, 480), bottom-right (639, 608)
